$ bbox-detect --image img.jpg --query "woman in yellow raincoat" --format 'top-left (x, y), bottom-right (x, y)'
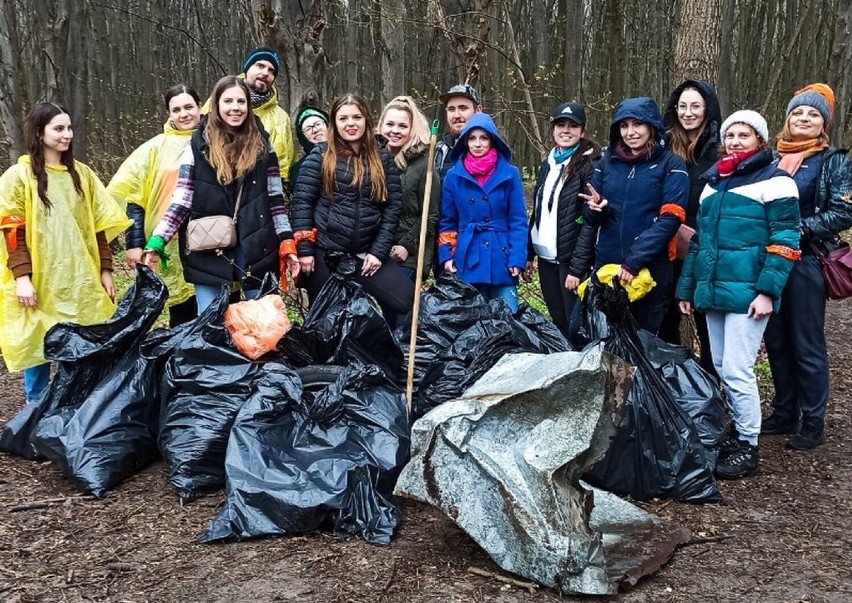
top-left (0, 102), bottom-right (132, 403)
top-left (108, 84), bottom-right (200, 326)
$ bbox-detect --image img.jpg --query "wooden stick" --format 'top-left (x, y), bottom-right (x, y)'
top-left (406, 120), bottom-right (441, 411)
top-left (468, 567), bottom-right (539, 594)
top-left (8, 494), bottom-right (90, 513)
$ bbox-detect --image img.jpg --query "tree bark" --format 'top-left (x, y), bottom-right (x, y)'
top-left (250, 0), bottom-right (327, 113)
top-left (830, 0), bottom-right (851, 147)
top-left (0, 0), bottom-right (22, 168)
top-left (673, 0), bottom-right (721, 84)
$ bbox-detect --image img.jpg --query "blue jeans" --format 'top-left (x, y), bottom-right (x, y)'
top-left (474, 284), bottom-right (519, 312)
top-left (23, 363), bottom-right (50, 404)
top-left (194, 284), bottom-right (261, 313)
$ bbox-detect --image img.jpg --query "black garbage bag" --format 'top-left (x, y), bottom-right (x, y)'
top-left (278, 274), bottom-right (403, 380)
top-left (158, 286), bottom-right (262, 501)
top-left (0, 266), bottom-right (167, 460)
top-left (199, 362), bottom-right (410, 546)
top-left (637, 330), bottom-right (727, 455)
top-left (32, 323), bottom-right (189, 497)
top-left (398, 274), bottom-right (571, 418)
top-left (582, 276), bottom-right (721, 503)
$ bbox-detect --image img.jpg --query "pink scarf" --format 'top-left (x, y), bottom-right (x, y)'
top-left (463, 148), bottom-right (498, 186)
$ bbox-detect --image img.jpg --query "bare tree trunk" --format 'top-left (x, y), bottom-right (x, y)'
top-left (830, 0), bottom-right (851, 147)
top-left (250, 0), bottom-right (327, 112)
top-left (59, 0), bottom-right (87, 159)
top-left (0, 0), bottom-right (22, 168)
top-left (379, 3), bottom-right (405, 103)
top-left (673, 0), bottom-right (721, 84)
top-left (717, 0), bottom-right (736, 114)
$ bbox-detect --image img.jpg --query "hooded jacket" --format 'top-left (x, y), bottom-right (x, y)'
top-left (438, 113), bottom-right (527, 286)
top-left (107, 120), bottom-right (195, 307)
top-left (663, 80), bottom-right (723, 227)
top-left (675, 150), bottom-right (801, 313)
top-left (291, 139), bottom-right (403, 262)
top-left (584, 97), bottom-right (690, 273)
top-left (528, 137), bottom-right (600, 276)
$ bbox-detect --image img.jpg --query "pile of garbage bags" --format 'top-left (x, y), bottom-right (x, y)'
top-left (397, 273), bottom-right (572, 418)
top-left (2, 263), bottom-right (728, 569)
top-left (0, 267), bottom-right (171, 496)
top-left (580, 275), bottom-right (724, 503)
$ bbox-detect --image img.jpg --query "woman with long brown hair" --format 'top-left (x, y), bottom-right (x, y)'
top-left (291, 93), bottom-right (412, 327)
top-left (0, 102), bottom-right (131, 403)
top-left (659, 81), bottom-right (722, 378)
top-left (144, 75), bottom-right (298, 311)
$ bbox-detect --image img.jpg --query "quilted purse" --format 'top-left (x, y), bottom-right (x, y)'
top-left (185, 182), bottom-right (244, 252)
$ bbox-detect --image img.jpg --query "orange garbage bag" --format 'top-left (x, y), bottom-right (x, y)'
top-left (224, 295), bottom-right (292, 360)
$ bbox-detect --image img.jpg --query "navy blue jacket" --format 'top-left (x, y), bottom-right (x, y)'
top-left (438, 113), bottom-right (527, 286)
top-left (584, 97), bottom-right (690, 272)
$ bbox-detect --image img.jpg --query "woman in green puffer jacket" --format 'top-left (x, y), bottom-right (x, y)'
top-left (676, 110), bottom-right (801, 482)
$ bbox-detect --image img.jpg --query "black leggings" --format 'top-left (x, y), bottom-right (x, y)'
top-left (301, 248), bottom-right (415, 329)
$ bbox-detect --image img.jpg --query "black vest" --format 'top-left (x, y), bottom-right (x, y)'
top-left (179, 125), bottom-right (280, 288)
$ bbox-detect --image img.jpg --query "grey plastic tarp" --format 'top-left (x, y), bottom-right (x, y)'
top-left (395, 345), bottom-right (691, 595)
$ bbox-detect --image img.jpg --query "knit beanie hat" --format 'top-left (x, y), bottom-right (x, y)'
top-left (720, 110), bottom-right (769, 142)
top-left (786, 83), bottom-right (835, 130)
top-left (243, 47), bottom-right (280, 75)
top-left (296, 107), bottom-right (329, 130)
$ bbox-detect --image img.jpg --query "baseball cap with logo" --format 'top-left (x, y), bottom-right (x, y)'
top-left (439, 84), bottom-right (481, 106)
top-left (551, 101), bottom-right (586, 127)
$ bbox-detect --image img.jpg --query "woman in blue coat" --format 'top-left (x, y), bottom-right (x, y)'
top-left (581, 97), bottom-right (690, 333)
top-left (438, 113), bottom-right (527, 311)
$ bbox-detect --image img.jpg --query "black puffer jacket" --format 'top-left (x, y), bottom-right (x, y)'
top-left (527, 138), bottom-right (600, 277)
top-left (291, 142), bottom-right (403, 261)
top-left (663, 80), bottom-right (722, 227)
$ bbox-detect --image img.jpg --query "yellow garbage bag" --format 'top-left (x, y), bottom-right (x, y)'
top-left (107, 121), bottom-right (195, 308)
top-left (577, 264), bottom-right (656, 302)
top-left (0, 157), bottom-right (133, 371)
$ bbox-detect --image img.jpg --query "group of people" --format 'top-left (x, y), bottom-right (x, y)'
top-left (1, 44), bottom-right (849, 484)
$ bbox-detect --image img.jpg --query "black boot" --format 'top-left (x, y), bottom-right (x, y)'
top-left (786, 418), bottom-right (825, 451)
top-left (761, 412), bottom-right (800, 435)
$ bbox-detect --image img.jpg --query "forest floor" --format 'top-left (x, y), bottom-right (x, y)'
top-left (1, 297), bottom-right (851, 603)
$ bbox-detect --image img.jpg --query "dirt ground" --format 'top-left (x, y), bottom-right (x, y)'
top-left (2, 300), bottom-right (851, 603)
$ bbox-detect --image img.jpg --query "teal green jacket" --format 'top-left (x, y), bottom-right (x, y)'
top-left (675, 150), bottom-right (801, 314)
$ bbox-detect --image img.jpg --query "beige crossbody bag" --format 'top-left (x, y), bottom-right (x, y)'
top-left (185, 181), bottom-right (244, 252)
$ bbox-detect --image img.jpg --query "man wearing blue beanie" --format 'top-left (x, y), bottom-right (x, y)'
top-left (204, 47), bottom-right (295, 182)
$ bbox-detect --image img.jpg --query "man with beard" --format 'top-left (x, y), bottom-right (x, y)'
top-left (434, 84), bottom-right (483, 178)
top-left (204, 47), bottom-right (296, 183)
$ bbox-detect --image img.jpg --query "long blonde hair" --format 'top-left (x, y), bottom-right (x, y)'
top-left (204, 76), bottom-right (264, 184)
top-left (378, 96), bottom-right (431, 171)
top-left (321, 93), bottom-right (388, 202)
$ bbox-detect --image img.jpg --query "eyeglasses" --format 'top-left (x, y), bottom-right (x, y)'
top-left (677, 104), bottom-right (705, 113)
top-left (302, 121), bottom-right (325, 135)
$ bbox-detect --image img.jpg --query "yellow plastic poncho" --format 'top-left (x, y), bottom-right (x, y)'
top-left (202, 77), bottom-right (295, 180)
top-left (107, 121), bottom-right (195, 308)
top-left (0, 157), bottom-right (133, 371)
top-left (577, 264), bottom-right (657, 302)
